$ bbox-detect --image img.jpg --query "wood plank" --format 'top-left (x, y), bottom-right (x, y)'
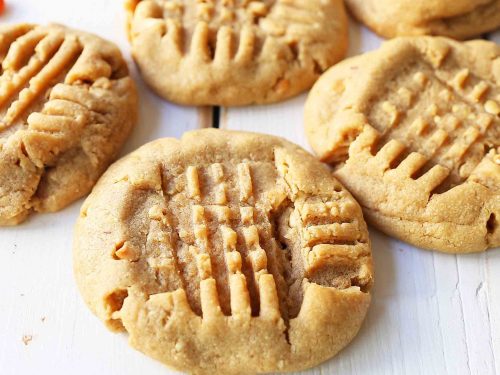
top-left (488, 30), bottom-right (500, 43)
top-left (486, 248), bottom-right (500, 375)
top-left (220, 93), bottom-right (309, 149)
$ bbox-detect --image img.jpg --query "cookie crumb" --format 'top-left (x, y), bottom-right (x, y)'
top-left (22, 335), bottom-right (33, 346)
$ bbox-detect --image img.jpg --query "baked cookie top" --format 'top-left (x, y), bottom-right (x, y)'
top-left (305, 37), bottom-right (500, 253)
top-left (125, 0), bottom-right (348, 106)
top-left (0, 23), bottom-right (137, 225)
top-left (346, 0), bottom-right (500, 39)
top-left (74, 129), bottom-right (373, 375)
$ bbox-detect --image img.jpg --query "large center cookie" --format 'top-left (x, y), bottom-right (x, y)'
top-left (346, 0), bottom-right (500, 39)
top-left (305, 37), bottom-right (500, 253)
top-left (0, 23), bottom-right (137, 225)
top-left (74, 130), bottom-right (373, 374)
top-left (125, 0), bottom-right (348, 106)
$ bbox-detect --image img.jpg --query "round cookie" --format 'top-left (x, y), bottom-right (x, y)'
top-left (74, 129), bottom-right (373, 374)
top-left (125, 0), bottom-right (348, 106)
top-left (305, 36), bottom-right (500, 253)
top-left (346, 0), bottom-right (500, 40)
top-left (0, 23), bottom-right (137, 225)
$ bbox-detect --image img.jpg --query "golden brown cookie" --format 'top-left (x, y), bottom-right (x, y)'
top-left (0, 23), bottom-right (137, 225)
top-left (305, 37), bottom-right (500, 253)
top-left (125, 0), bottom-right (348, 106)
top-left (74, 129), bottom-right (373, 375)
top-left (346, 0), bottom-right (500, 39)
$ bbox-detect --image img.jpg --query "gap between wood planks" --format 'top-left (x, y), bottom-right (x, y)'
top-left (197, 106), bottom-right (220, 128)
top-left (212, 107), bottom-right (220, 128)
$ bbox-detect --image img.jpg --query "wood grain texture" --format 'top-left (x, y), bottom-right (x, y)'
top-left (0, 2), bottom-right (499, 375)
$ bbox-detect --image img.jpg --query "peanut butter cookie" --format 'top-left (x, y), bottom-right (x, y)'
top-left (305, 37), bottom-right (500, 253)
top-left (74, 129), bottom-right (373, 374)
top-left (125, 0), bottom-right (348, 106)
top-left (346, 0), bottom-right (500, 39)
top-left (0, 23), bottom-right (137, 225)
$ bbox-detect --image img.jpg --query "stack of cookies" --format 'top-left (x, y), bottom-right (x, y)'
top-left (1, 1), bottom-right (498, 374)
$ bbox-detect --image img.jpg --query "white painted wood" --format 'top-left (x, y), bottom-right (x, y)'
top-left (1, 2), bottom-right (499, 375)
top-left (488, 30), bottom-right (500, 43)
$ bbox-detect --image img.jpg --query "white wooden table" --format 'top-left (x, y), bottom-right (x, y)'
top-left (1, 1), bottom-right (499, 374)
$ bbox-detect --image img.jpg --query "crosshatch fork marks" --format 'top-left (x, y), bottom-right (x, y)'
top-left (128, 156), bottom-right (371, 327)
top-left (366, 59), bottom-right (499, 196)
top-left (0, 28), bottom-right (83, 132)
top-left (127, 0), bottom-right (317, 59)
top-left (152, 161), bottom-right (290, 319)
top-left (126, 0), bottom-right (331, 74)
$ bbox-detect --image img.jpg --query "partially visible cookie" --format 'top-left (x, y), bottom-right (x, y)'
top-left (0, 23), bottom-right (137, 225)
top-left (74, 129), bottom-right (373, 374)
top-left (346, 0), bottom-right (500, 40)
top-left (305, 37), bottom-right (500, 253)
top-left (125, 0), bottom-right (348, 106)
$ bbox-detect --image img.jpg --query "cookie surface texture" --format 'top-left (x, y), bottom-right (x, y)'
top-left (125, 0), bottom-right (348, 106)
top-left (74, 129), bottom-right (373, 375)
top-left (346, 0), bottom-right (500, 39)
top-left (305, 37), bottom-right (500, 253)
top-left (0, 23), bottom-right (137, 225)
